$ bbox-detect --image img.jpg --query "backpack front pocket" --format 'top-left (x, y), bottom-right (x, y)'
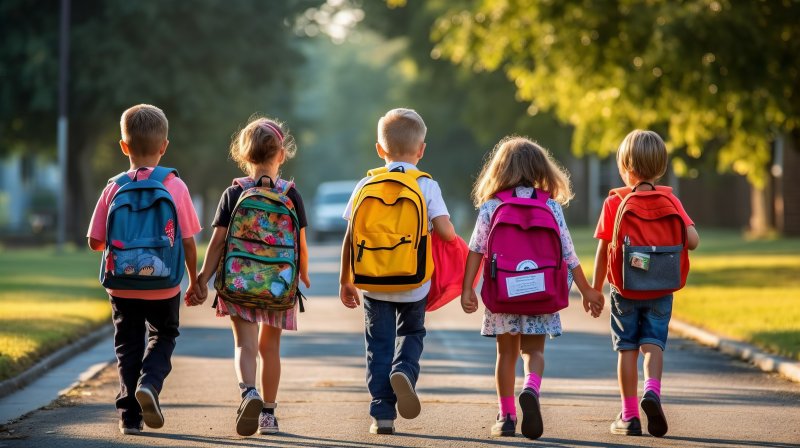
top-left (622, 245), bottom-right (682, 291)
top-left (489, 255), bottom-right (560, 303)
top-left (223, 254), bottom-right (296, 300)
top-left (353, 232), bottom-right (415, 277)
top-left (108, 237), bottom-right (174, 278)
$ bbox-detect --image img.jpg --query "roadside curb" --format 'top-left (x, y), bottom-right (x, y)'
top-left (670, 319), bottom-right (800, 383)
top-left (0, 325), bottom-right (113, 399)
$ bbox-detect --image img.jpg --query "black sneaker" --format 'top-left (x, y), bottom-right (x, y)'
top-left (640, 391), bottom-right (668, 437)
top-left (236, 388), bottom-right (264, 436)
top-left (135, 383), bottom-right (164, 429)
top-left (519, 388), bottom-right (543, 439)
top-left (610, 412), bottom-right (642, 436)
top-left (118, 419), bottom-right (143, 435)
top-left (490, 413), bottom-right (516, 437)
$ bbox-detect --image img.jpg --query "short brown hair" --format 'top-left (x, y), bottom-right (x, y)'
top-left (120, 104), bottom-right (168, 156)
top-left (229, 116), bottom-right (296, 177)
top-left (616, 130), bottom-right (668, 181)
top-left (377, 108), bottom-right (427, 156)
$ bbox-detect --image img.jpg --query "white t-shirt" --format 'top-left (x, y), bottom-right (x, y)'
top-left (343, 161), bottom-right (449, 303)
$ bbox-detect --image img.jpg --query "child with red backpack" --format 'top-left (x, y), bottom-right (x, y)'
top-left (189, 116), bottom-right (310, 436)
top-left (593, 130), bottom-right (700, 438)
top-left (460, 136), bottom-right (604, 439)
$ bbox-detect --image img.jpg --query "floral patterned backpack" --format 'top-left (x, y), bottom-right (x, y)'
top-left (214, 176), bottom-right (304, 311)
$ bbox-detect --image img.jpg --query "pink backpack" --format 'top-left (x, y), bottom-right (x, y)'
top-left (481, 188), bottom-right (569, 315)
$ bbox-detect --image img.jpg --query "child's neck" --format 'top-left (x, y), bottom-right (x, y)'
top-left (129, 155), bottom-right (162, 170)
top-left (385, 155), bottom-right (420, 165)
top-left (250, 162), bottom-right (281, 180)
top-left (628, 178), bottom-right (657, 190)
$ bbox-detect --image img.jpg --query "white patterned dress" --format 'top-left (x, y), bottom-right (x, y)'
top-left (468, 186), bottom-right (580, 337)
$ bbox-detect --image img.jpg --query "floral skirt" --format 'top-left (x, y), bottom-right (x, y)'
top-left (215, 297), bottom-right (297, 330)
top-left (481, 308), bottom-right (562, 338)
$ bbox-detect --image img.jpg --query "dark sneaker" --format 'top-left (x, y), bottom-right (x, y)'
top-left (135, 383), bottom-right (164, 429)
top-left (118, 419), bottom-right (143, 435)
top-left (369, 418), bottom-right (395, 435)
top-left (519, 388), bottom-right (543, 439)
top-left (258, 410), bottom-right (279, 435)
top-left (610, 412), bottom-right (642, 436)
top-left (491, 413), bottom-right (517, 437)
top-left (236, 388), bottom-right (264, 436)
top-left (640, 391), bottom-right (668, 437)
top-left (390, 371), bottom-right (421, 419)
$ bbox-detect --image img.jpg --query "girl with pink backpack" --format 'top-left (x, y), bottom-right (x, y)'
top-left (460, 136), bottom-right (605, 439)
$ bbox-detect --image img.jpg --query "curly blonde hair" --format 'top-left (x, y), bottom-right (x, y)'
top-left (229, 116), bottom-right (297, 177)
top-left (472, 136), bottom-right (573, 206)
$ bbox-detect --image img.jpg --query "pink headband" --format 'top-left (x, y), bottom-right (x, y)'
top-left (261, 122), bottom-right (284, 143)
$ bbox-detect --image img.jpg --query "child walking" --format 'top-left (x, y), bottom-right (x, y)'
top-left (339, 108), bottom-right (456, 435)
top-left (461, 136), bottom-right (604, 439)
top-left (87, 104), bottom-right (202, 435)
top-left (190, 117), bottom-right (310, 436)
top-left (593, 130), bottom-right (699, 437)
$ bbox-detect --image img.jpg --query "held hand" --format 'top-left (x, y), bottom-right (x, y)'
top-left (185, 283), bottom-right (202, 307)
top-left (581, 288), bottom-right (605, 318)
top-left (460, 288), bottom-right (479, 314)
top-left (339, 283), bottom-right (360, 309)
top-left (300, 271), bottom-right (311, 289)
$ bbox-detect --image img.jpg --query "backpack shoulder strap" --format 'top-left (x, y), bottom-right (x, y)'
top-left (233, 177), bottom-right (256, 189)
top-left (149, 166), bottom-right (178, 184)
top-left (611, 186), bottom-right (633, 199)
top-left (110, 171), bottom-right (132, 188)
top-left (274, 178), bottom-right (295, 194)
top-left (495, 187), bottom-right (549, 203)
top-left (366, 167), bottom-right (388, 177)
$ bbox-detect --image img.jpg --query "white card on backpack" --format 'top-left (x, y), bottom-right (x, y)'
top-left (506, 273), bottom-right (545, 297)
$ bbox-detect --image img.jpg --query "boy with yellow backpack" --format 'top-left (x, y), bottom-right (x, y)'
top-left (339, 108), bottom-right (456, 435)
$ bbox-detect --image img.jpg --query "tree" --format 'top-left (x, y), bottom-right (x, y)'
top-left (430, 0), bottom-right (800, 232)
top-left (1, 0), bottom-right (322, 242)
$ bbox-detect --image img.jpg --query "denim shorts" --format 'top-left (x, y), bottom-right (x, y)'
top-left (609, 291), bottom-right (673, 351)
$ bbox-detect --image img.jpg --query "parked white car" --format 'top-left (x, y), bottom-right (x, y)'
top-left (310, 180), bottom-right (358, 242)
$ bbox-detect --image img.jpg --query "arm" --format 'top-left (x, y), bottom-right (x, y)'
top-left (460, 250), bottom-right (482, 313)
top-left (339, 220), bottom-right (360, 308)
top-left (431, 215), bottom-right (456, 242)
top-left (572, 264), bottom-right (604, 318)
top-left (193, 226), bottom-right (227, 305)
top-left (182, 236), bottom-right (199, 304)
top-left (299, 227), bottom-right (310, 288)
top-left (88, 238), bottom-right (105, 251)
top-left (686, 225), bottom-right (700, 250)
top-left (592, 239), bottom-right (610, 292)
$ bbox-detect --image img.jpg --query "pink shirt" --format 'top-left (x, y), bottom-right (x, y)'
top-left (87, 167), bottom-right (201, 299)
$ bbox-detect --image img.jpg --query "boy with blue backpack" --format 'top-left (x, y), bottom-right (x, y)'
top-left (87, 104), bottom-right (201, 435)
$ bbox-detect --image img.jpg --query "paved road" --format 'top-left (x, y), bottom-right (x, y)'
top-left (1, 243), bottom-right (799, 447)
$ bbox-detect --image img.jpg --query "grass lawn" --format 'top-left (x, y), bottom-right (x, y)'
top-left (0, 248), bottom-right (110, 382)
top-left (570, 227), bottom-right (800, 361)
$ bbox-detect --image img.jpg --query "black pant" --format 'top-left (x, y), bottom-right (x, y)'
top-left (109, 293), bottom-right (180, 423)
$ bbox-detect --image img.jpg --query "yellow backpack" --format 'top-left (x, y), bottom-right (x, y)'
top-left (350, 166), bottom-right (434, 292)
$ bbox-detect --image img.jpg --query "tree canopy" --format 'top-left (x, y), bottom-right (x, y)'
top-left (430, 0), bottom-right (800, 186)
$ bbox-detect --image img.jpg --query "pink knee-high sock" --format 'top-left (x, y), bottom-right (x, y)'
top-left (499, 396), bottom-right (516, 418)
top-left (643, 378), bottom-right (661, 397)
top-left (622, 396), bottom-right (640, 421)
top-left (524, 372), bottom-right (542, 396)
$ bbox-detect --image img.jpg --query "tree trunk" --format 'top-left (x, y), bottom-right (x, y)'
top-left (748, 183), bottom-right (774, 238)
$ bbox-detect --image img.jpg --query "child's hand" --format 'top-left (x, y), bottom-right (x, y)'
top-left (581, 288), bottom-right (605, 318)
top-left (300, 271), bottom-right (311, 289)
top-left (339, 283), bottom-right (360, 309)
top-left (460, 287), bottom-right (479, 314)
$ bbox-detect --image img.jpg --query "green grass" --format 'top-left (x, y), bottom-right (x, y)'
top-left (571, 227), bottom-right (800, 360)
top-left (0, 248), bottom-right (111, 382)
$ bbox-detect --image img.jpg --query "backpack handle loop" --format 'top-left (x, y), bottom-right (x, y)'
top-left (632, 181), bottom-right (655, 192)
top-left (256, 175), bottom-right (275, 188)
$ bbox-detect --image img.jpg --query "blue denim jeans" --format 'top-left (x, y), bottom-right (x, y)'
top-left (609, 291), bottom-right (672, 351)
top-left (363, 295), bottom-right (427, 420)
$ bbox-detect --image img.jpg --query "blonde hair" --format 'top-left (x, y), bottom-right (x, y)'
top-left (377, 108), bottom-right (427, 156)
top-left (472, 136), bottom-right (573, 206)
top-left (616, 129), bottom-right (668, 181)
top-left (229, 116), bottom-right (296, 177)
top-left (120, 104), bottom-right (168, 156)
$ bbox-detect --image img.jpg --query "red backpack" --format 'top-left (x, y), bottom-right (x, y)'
top-left (607, 183), bottom-right (690, 299)
top-left (481, 188), bottom-right (569, 315)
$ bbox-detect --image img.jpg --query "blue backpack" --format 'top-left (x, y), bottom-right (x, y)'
top-left (100, 167), bottom-right (184, 290)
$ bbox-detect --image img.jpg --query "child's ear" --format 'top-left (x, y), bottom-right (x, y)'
top-left (417, 142), bottom-right (426, 159)
top-left (159, 139), bottom-right (169, 155)
top-left (119, 140), bottom-right (131, 156)
top-left (375, 142), bottom-right (388, 159)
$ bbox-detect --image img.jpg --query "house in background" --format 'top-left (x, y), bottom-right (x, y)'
top-left (0, 153), bottom-right (60, 239)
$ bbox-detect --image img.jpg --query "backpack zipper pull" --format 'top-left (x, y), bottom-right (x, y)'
top-left (491, 253), bottom-right (497, 279)
top-left (356, 240), bottom-right (366, 262)
top-left (624, 235), bottom-right (630, 246)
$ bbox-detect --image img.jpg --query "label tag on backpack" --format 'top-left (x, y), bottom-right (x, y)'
top-left (629, 252), bottom-right (651, 271)
top-left (506, 273), bottom-right (545, 297)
